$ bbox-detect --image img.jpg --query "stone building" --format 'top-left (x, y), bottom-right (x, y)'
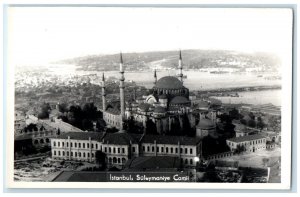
top-left (226, 134), bottom-right (267, 153)
top-left (51, 131), bottom-right (202, 168)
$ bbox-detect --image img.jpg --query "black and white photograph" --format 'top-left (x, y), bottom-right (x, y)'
top-left (4, 4), bottom-right (294, 189)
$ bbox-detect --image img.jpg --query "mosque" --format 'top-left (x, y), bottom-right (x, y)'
top-left (102, 51), bottom-right (218, 137)
top-left (51, 51), bottom-right (222, 167)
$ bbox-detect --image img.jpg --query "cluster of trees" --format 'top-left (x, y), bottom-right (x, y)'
top-left (37, 102), bottom-right (51, 119)
top-left (58, 102), bottom-right (103, 131)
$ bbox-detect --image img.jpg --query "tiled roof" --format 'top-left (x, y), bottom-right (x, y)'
top-left (102, 132), bottom-right (142, 145)
top-left (227, 134), bottom-right (266, 143)
top-left (56, 132), bottom-right (105, 141)
top-left (105, 107), bottom-right (120, 115)
top-left (141, 134), bottom-right (201, 146)
top-left (55, 132), bottom-right (201, 146)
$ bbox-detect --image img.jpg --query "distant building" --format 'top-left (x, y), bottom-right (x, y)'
top-left (51, 131), bottom-right (202, 168)
top-left (226, 134), bottom-right (267, 153)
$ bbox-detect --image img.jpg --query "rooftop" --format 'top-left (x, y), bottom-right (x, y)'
top-left (227, 134), bottom-right (266, 143)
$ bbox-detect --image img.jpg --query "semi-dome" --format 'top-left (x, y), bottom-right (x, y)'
top-left (155, 76), bottom-right (183, 89)
top-left (197, 118), bottom-right (215, 129)
top-left (170, 96), bottom-right (190, 105)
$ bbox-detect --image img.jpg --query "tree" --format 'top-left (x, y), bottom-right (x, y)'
top-left (235, 144), bottom-right (246, 154)
top-left (145, 119), bottom-right (157, 134)
top-left (95, 151), bottom-right (107, 170)
top-left (37, 102), bottom-right (51, 119)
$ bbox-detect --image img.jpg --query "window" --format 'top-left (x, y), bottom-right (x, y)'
top-left (190, 159), bottom-right (193, 165)
top-left (83, 143), bottom-right (85, 148)
top-left (175, 148), bottom-right (178, 153)
top-left (190, 148), bottom-right (193, 154)
top-left (113, 148), bottom-right (116, 154)
top-left (161, 147), bottom-right (164, 153)
top-left (67, 142), bottom-right (69, 147)
top-left (58, 151), bottom-right (61, 156)
top-left (147, 146), bottom-right (150, 152)
top-left (152, 147), bottom-right (154, 152)
top-left (87, 143), bottom-right (89, 148)
top-left (96, 144), bottom-right (98, 149)
top-left (185, 148), bottom-right (187, 154)
top-left (157, 147), bottom-right (159, 152)
top-left (132, 147), bottom-right (136, 153)
top-left (79, 152), bottom-right (81, 157)
top-left (83, 152), bottom-right (85, 157)
top-left (62, 142), bottom-right (64, 147)
top-left (62, 151), bottom-right (65, 156)
top-left (79, 143), bottom-right (81, 148)
top-left (92, 153), bottom-right (94, 158)
top-left (118, 148), bottom-right (120, 153)
top-left (75, 143), bottom-right (77, 148)
top-left (180, 148), bottom-right (183, 154)
top-left (105, 147), bottom-right (107, 153)
top-left (166, 147), bottom-right (169, 153)
top-left (67, 152), bottom-right (69, 156)
top-left (71, 152), bottom-right (73, 156)
top-left (58, 142), bottom-right (60, 147)
top-left (185, 159), bottom-right (188, 164)
top-left (75, 152), bottom-right (77, 157)
top-left (92, 144), bottom-right (94, 149)
top-left (53, 141), bottom-right (56, 147)
top-left (143, 146), bottom-right (145, 152)
top-left (109, 147), bottom-right (111, 153)
top-left (171, 148), bottom-right (173, 153)
top-left (71, 142), bottom-right (73, 147)
top-left (88, 153), bottom-right (90, 157)
top-left (122, 148), bottom-right (125, 153)
top-left (54, 151), bottom-right (56, 155)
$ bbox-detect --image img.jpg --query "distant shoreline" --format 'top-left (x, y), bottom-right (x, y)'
top-left (194, 85), bottom-right (281, 93)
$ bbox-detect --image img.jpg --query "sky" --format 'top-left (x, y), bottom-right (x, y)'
top-left (7, 7), bottom-right (293, 67)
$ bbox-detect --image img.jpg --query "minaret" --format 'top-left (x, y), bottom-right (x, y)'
top-left (154, 69), bottom-right (157, 85)
top-left (101, 73), bottom-right (106, 112)
top-left (119, 52), bottom-right (125, 132)
top-left (178, 50), bottom-right (183, 82)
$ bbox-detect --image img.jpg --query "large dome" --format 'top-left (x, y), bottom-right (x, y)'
top-left (155, 76), bottom-right (183, 89)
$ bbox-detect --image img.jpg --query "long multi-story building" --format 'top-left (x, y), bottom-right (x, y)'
top-left (226, 134), bottom-right (267, 153)
top-left (51, 131), bottom-right (202, 167)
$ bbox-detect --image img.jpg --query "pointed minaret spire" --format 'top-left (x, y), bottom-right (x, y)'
top-left (119, 52), bottom-right (125, 132)
top-left (178, 50), bottom-right (183, 82)
top-left (120, 52), bottom-right (123, 64)
top-left (154, 69), bottom-right (157, 85)
top-left (179, 50), bottom-right (182, 61)
top-left (101, 73), bottom-right (106, 112)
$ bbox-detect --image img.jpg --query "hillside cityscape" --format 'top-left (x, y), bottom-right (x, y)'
top-left (14, 49), bottom-right (281, 183)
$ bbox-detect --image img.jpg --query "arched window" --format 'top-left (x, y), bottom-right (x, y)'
top-left (190, 159), bottom-right (193, 165)
top-left (185, 159), bottom-right (188, 164)
top-left (40, 139), bottom-right (44, 144)
top-left (53, 141), bottom-right (56, 146)
top-left (113, 157), bottom-right (117, 163)
top-left (46, 138), bottom-right (50, 143)
top-left (118, 158), bottom-right (121, 163)
top-left (83, 152), bottom-right (85, 157)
